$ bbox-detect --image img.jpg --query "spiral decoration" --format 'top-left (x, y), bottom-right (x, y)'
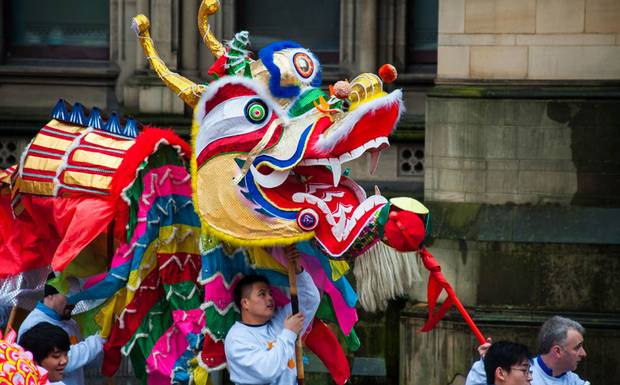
top-left (0, 339), bottom-right (47, 385)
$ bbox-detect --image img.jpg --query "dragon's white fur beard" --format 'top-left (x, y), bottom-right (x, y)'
top-left (353, 242), bottom-right (422, 312)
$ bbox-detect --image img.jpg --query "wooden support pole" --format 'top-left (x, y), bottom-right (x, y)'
top-left (286, 246), bottom-right (305, 385)
top-left (4, 305), bottom-right (17, 336)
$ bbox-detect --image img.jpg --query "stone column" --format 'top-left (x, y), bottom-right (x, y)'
top-left (135, 0), bottom-right (149, 70)
top-left (151, 0), bottom-right (177, 69)
top-left (356, 0), bottom-right (378, 73)
top-left (181, 0), bottom-right (199, 77)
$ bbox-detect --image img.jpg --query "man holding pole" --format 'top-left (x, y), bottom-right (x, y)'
top-left (224, 252), bottom-right (320, 385)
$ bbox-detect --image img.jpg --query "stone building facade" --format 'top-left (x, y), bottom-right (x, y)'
top-left (403, 1), bottom-right (620, 384)
top-left (0, 0), bottom-right (619, 384)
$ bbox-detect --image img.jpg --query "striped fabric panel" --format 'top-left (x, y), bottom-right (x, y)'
top-left (16, 120), bottom-right (137, 197)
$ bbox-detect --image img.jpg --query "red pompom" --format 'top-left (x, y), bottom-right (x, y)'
top-left (378, 64), bottom-right (398, 84)
top-left (383, 209), bottom-right (425, 252)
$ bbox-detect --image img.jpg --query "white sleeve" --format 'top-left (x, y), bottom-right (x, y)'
top-left (569, 372), bottom-right (588, 385)
top-left (225, 328), bottom-right (297, 384)
top-left (465, 358), bottom-right (488, 385)
top-left (272, 270), bottom-right (320, 334)
top-left (64, 334), bottom-right (104, 373)
top-left (295, 270), bottom-right (320, 333)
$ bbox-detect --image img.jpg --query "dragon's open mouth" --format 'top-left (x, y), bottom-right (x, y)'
top-left (258, 166), bottom-right (387, 257)
top-left (244, 90), bottom-right (402, 257)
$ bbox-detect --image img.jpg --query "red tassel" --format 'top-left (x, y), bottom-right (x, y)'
top-left (417, 247), bottom-right (486, 344)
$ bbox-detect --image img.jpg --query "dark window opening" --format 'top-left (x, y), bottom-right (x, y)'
top-left (6, 0), bottom-right (109, 61)
top-left (406, 0), bottom-right (438, 69)
top-left (236, 0), bottom-right (341, 64)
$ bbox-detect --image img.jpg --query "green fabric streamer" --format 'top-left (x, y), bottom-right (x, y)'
top-left (74, 304), bottom-right (104, 337)
top-left (125, 299), bottom-right (173, 384)
top-left (204, 305), bottom-right (239, 340)
top-left (164, 281), bottom-right (203, 311)
top-left (124, 146), bottom-right (186, 242)
top-left (377, 201), bottom-right (391, 240)
top-left (315, 296), bottom-right (361, 352)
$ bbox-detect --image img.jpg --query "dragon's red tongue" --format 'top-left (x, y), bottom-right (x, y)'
top-left (261, 167), bottom-right (388, 258)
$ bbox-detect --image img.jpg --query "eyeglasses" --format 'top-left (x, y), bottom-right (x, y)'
top-left (511, 366), bottom-right (533, 377)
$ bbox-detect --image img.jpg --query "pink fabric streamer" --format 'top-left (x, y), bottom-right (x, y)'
top-left (203, 273), bottom-right (290, 312)
top-left (146, 309), bottom-right (205, 385)
top-left (270, 248), bottom-right (358, 335)
top-left (84, 166), bottom-right (192, 289)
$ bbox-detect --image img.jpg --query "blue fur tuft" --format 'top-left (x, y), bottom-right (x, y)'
top-left (259, 41), bottom-right (303, 98)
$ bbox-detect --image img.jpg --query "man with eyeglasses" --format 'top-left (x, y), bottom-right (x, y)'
top-left (480, 341), bottom-right (533, 385)
top-left (465, 316), bottom-right (589, 385)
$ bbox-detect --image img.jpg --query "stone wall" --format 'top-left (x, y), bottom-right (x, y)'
top-left (403, 86), bottom-right (620, 385)
top-left (438, 0), bottom-right (620, 80)
top-left (425, 88), bottom-right (620, 205)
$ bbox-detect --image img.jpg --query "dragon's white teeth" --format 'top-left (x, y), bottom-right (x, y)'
top-left (374, 184), bottom-right (381, 196)
top-left (329, 158), bottom-right (342, 187)
top-left (369, 151), bottom-right (380, 175)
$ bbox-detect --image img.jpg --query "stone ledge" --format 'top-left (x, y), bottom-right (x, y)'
top-left (428, 84), bottom-right (620, 99)
top-left (425, 201), bottom-right (620, 244)
top-left (0, 63), bottom-right (119, 86)
top-left (402, 304), bottom-right (620, 329)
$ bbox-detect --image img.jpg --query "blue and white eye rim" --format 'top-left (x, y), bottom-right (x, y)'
top-left (288, 49), bottom-right (321, 85)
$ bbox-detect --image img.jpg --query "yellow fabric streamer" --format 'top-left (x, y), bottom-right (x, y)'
top-left (329, 259), bottom-right (350, 281)
top-left (247, 248), bottom-right (287, 274)
top-left (96, 287), bottom-right (128, 338)
top-left (192, 360), bottom-right (210, 385)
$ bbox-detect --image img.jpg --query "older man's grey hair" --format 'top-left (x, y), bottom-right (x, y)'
top-left (538, 316), bottom-right (586, 354)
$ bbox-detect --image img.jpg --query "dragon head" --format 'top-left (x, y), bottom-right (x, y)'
top-left (133, 3), bottom-right (404, 259)
top-left (192, 41), bottom-right (402, 258)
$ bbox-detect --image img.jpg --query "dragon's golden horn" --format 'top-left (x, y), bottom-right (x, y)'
top-left (132, 14), bottom-right (205, 108)
top-left (198, 0), bottom-right (225, 58)
top-left (347, 73), bottom-right (387, 111)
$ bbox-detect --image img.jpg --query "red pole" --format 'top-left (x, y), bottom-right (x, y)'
top-left (445, 286), bottom-right (486, 345)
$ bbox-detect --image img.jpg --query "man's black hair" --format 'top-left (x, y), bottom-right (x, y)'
top-left (484, 341), bottom-right (531, 382)
top-left (44, 272), bottom-right (59, 297)
top-left (233, 274), bottom-right (270, 309)
top-left (18, 322), bottom-right (70, 364)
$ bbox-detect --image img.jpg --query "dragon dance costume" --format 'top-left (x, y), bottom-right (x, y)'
top-left (0, 1), bottom-right (484, 384)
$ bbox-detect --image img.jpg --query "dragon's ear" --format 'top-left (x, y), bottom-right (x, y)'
top-left (193, 78), bottom-right (288, 169)
top-left (194, 78), bottom-right (286, 126)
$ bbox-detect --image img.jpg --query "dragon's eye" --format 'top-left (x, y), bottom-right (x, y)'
top-left (244, 99), bottom-right (268, 124)
top-left (293, 52), bottom-right (314, 79)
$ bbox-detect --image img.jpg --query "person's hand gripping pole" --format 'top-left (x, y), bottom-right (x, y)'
top-left (286, 245), bottom-right (305, 385)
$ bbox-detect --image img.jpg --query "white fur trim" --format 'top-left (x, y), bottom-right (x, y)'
top-left (314, 89), bottom-right (404, 152)
top-left (194, 76), bottom-right (290, 128)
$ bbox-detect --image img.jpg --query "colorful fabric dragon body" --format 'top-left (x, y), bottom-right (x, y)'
top-left (0, 1), bottom-right (455, 384)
